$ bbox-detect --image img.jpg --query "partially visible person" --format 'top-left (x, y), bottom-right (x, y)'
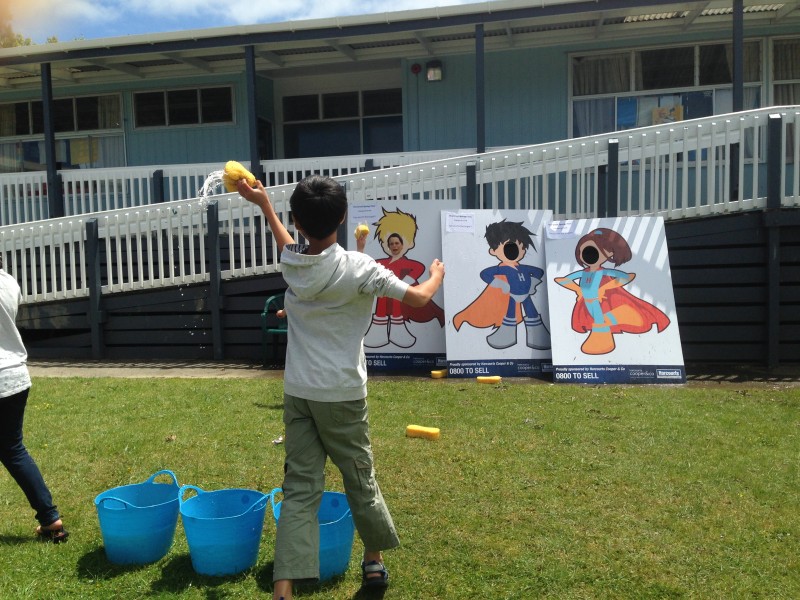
top-left (0, 257), bottom-right (68, 543)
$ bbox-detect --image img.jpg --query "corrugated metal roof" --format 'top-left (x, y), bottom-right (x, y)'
top-left (0, 0), bottom-right (797, 87)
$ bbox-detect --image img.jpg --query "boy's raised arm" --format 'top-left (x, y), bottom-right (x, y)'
top-left (236, 179), bottom-right (295, 252)
top-left (402, 259), bottom-right (445, 308)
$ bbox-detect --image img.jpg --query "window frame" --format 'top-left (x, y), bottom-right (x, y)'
top-left (568, 39), bottom-right (765, 139)
top-left (133, 85), bottom-right (235, 129)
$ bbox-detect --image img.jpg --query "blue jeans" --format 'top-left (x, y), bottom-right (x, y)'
top-left (0, 388), bottom-right (60, 527)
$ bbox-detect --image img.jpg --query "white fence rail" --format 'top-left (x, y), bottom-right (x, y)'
top-left (1, 108), bottom-right (798, 305)
top-left (0, 148), bottom-right (475, 226)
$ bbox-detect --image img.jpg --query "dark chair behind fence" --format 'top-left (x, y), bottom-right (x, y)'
top-left (261, 294), bottom-right (288, 368)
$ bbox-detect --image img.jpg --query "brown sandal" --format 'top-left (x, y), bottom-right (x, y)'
top-left (36, 523), bottom-right (69, 544)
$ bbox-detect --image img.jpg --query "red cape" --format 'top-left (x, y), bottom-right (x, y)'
top-left (402, 299), bottom-right (445, 327)
top-left (571, 278), bottom-right (670, 334)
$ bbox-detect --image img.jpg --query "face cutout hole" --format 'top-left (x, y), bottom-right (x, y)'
top-left (581, 245), bottom-right (600, 265)
top-left (503, 242), bottom-right (519, 261)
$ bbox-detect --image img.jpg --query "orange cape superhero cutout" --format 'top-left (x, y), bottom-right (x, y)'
top-left (570, 275), bottom-right (670, 334)
top-left (453, 275), bottom-right (522, 331)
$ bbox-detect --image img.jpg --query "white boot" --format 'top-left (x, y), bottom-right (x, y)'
top-left (389, 318), bottom-right (416, 348)
top-left (364, 317), bottom-right (389, 348)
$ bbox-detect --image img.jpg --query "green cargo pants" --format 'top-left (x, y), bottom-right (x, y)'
top-left (273, 393), bottom-right (400, 582)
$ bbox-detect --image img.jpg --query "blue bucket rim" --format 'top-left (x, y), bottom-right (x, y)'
top-left (94, 469), bottom-right (180, 510)
top-left (268, 487), bottom-right (352, 525)
top-left (179, 484), bottom-right (268, 520)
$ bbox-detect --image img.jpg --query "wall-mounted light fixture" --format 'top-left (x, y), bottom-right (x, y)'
top-left (426, 60), bottom-right (443, 82)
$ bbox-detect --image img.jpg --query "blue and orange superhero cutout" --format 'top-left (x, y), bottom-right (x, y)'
top-left (363, 208), bottom-right (445, 348)
top-left (554, 227), bottom-right (670, 355)
top-left (453, 219), bottom-right (550, 350)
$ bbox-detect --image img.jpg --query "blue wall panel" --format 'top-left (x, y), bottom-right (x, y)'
top-left (123, 73), bottom-right (251, 166)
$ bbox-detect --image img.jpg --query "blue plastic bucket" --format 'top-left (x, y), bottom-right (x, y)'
top-left (269, 487), bottom-right (355, 581)
top-left (179, 485), bottom-right (268, 576)
top-left (94, 470), bottom-right (180, 564)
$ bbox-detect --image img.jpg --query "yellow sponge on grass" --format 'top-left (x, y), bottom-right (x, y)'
top-left (406, 424), bottom-right (440, 440)
top-left (477, 375), bottom-right (502, 384)
top-left (430, 369), bottom-right (447, 379)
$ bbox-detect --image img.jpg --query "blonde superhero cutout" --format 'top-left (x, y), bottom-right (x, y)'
top-left (373, 207), bottom-right (419, 253)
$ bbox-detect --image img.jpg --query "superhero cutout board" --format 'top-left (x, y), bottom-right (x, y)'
top-left (347, 201), bottom-right (458, 371)
top-left (441, 210), bottom-right (553, 378)
top-left (544, 216), bottom-right (685, 384)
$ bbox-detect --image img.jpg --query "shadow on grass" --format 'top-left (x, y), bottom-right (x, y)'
top-left (253, 562), bottom-right (362, 597)
top-left (253, 402), bottom-right (284, 411)
top-left (0, 534), bottom-right (35, 545)
top-left (351, 586), bottom-right (387, 600)
top-left (150, 553), bottom-right (251, 593)
top-left (76, 547), bottom-right (151, 580)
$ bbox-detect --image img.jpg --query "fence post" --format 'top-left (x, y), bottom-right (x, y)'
top-left (764, 113), bottom-right (783, 369)
top-left (85, 218), bottom-right (105, 359)
top-left (41, 63), bottom-right (64, 219)
top-left (206, 203), bottom-right (224, 359)
top-left (465, 162), bottom-right (477, 209)
top-left (151, 169), bottom-right (165, 204)
top-left (606, 139), bottom-right (619, 218)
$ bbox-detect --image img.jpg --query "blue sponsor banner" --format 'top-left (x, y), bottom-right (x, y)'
top-left (553, 364), bottom-right (686, 384)
top-left (447, 359), bottom-right (552, 379)
top-left (366, 353), bottom-right (447, 371)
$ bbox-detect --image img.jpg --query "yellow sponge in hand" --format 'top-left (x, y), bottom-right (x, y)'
top-left (406, 424), bottom-right (440, 440)
top-left (222, 160), bottom-right (256, 192)
top-left (354, 223), bottom-right (370, 239)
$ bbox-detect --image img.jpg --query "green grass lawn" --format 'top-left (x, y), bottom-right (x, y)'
top-left (1, 376), bottom-right (798, 599)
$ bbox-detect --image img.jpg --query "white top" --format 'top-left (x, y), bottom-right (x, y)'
top-left (0, 270), bottom-right (31, 398)
top-left (280, 243), bottom-right (409, 402)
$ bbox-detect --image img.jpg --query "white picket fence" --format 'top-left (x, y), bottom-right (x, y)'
top-left (1, 107), bottom-right (798, 305)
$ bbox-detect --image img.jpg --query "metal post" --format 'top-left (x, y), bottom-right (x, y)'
top-left (245, 46), bottom-right (265, 183)
top-left (41, 63), bottom-right (64, 218)
top-left (151, 169), bottom-right (165, 203)
top-left (475, 24), bottom-right (485, 154)
top-left (767, 114), bottom-right (782, 210)
top-left (465, 162), bottom-right (477, 209)
top-left (206, 203), bottom-right (224, 359)
top-left (607, 139), bottom-right (619, 218)
top-left (732, 0), bottom-right (744, 112)
top-left (765, 113), bottom-right (783, 369)
top-left (86, 219), bottom-right (105, 358)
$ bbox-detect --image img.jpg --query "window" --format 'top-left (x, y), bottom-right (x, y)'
top-left (773, 38), bottom-right (800, 159)
top-left (571, 41), bottom-right (762, 138)
top-left (282, 88), bottom-right (402, 158)
top-left (774, 38), bottom-right (800, 105)
top-left (134, 86), bottom-right (234, 128)
top-left (0, 95), bottom-right (123, 173)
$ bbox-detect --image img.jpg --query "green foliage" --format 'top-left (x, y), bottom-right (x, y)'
top-left (1, 377), bottom-right (798, 598)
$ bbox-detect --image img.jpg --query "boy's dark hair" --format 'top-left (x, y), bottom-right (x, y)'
top-left (289, 175), bottom-right (347, 240)
top-left (484, 219), bottom-right (536, 251)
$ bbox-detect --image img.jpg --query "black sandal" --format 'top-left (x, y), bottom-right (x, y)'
top-left (36, 524), bottom-right (69, 544)
top-left (361, 560), bottom-right (389, 588)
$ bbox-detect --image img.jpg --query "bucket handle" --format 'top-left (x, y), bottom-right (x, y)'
top-left (96, 496), bottom-right (133, 510)
top-left (268, 487), bottom-right (283, 508)
top-left (145, 469), bottom-right (179, 487)
top-left (179, 485), bottom-right (268, 516)
top-left (178, 484), bottom-right (205, 507)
